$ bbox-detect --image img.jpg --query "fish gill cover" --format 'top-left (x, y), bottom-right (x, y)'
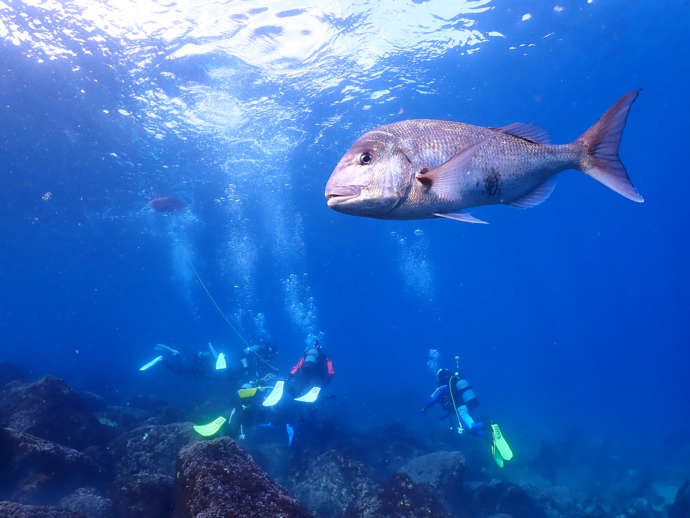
top-left (0, 0), bottom-right (689, 516)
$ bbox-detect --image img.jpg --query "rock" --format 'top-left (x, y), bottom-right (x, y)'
top-left (128, 394), bottom-right (169, 412)
top-left (111, 473), bottom-right (174, 518)
top-left (464, 480), bottom-right (547, 518)
top-left (670, 481), bottom-right (690, 518)
top-left (357, 424), bottom-right (430, 477)
top-left (174, 437), bottom-right (312, 518)
top-left (95, 405), bottom-right (151, 432)
top-left (107, 422), bottom-right (198, 478)
top-left (0, 361), bottom-right (25, 387)
top-left (0, 500), bottom-right (85, 517)
top-left (58, 488), bottom-right (112, 518)
top-left (345, 473), bottom-right (449, 518)
top-left (0, 428), bottom-right (106, 505)
top-left (289, 449), bottom-right (377, 518)
top-left (75, 393), bottom-right (106, 413)
top-left (398, 450), bottom-right (466, 512)
top-left (0, 377), bottom-right (116, 450)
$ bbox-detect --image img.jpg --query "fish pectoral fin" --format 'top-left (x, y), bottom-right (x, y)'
top-left (494, 122), bottom-right (551, 144)
top-left (434, 211), bottom-right (489, 224)
top-left (506, 176), bottom-right (557, 209)
top-left (416, 142), bottom-right (483, 198)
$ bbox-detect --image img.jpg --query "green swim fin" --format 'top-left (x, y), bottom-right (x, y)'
top-left (491, 423), bottom-right (514, 464)
top-left (193, 416), bottom-right (226, 437)
top-left (193, 409), bottom-right (236, 438)
top-left (492, 443), bottom-right (505, 468)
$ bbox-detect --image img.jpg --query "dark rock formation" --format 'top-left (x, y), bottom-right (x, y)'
top-left (355, 424), bottom-right (430, 477)
top-left (0, 428), bottom-right (105, 505)
top-left (95, 405), bottom-right (151, 432)
top-left (111, 473), bottom-right (174, 518)
top-left (58, 488), bottom-right (112, 518)
top-left (464, 480), bottom-right (547, 518)
top-left (289, 449), bottom-right (377, 518)
top-left (0, 361), bottom-right (25, 387)
top-left (107, 422), bottom-right (197, 478)
top-left (0, 377), bottom-right (116, 450)
top-left (174, 437), bottom-right (312, 518)
top-left (398, 450), bottom-right (466, 512)
top-left (0, 500), bottom-right (85, 517)
top-left (670, 481), bottom-right (690, 518)
top-left (344, 473), bottom-right (449, 518)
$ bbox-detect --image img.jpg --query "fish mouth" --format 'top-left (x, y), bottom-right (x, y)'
top-left (325, 185), bottom-right (362, 206)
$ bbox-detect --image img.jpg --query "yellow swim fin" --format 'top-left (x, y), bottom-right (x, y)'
top-left (238, 386), bottom-right (272, 399)
top-left (193, 416), bottom-right (227, 437)
top-left (238, 387), bottom-right (258, 399)
top-left (491, 423), bottom-right (514, 465)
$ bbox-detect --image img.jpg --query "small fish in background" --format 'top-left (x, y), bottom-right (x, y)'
top-left (148, 196), bottom-right (184, 213)
top-left (325, 90), bottom-right (643, 224)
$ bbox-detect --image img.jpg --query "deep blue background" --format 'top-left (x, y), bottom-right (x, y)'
top-left (0, 0), bottom-right (688, 462)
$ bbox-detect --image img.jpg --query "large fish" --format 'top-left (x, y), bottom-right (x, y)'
top-left (325, 90), bottom-right (643, 223)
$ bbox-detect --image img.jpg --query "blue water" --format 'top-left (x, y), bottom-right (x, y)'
top-left (1, 0), bottom-right (688, 468)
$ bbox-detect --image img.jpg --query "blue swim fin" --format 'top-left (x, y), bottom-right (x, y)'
top-left (286, 423), bottom-right (294, 447)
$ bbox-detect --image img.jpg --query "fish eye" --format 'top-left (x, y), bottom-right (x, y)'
top-left (358, 152), bottom-right (373, 165)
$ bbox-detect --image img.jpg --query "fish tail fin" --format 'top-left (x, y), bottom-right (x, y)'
top-left (575, 89), bottom-right (644, 202)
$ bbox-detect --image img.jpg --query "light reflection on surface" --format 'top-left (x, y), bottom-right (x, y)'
top-left (0, 0), bottom-right (499, 140)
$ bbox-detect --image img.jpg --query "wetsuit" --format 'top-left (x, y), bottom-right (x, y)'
top-left (289, 348), bottom-right (334, 395)
top-left (424, 375), bottom-right (482, 432)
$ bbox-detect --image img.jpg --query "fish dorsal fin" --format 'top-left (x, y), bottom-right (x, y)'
top-left (416, 141), bottom-right (483, 199)
top-left (506, 176), bottom-right (557, 209)
top-left (496, 122), bottom-right (551, 144)
top-left (434, 211), bottom-right (489, 224)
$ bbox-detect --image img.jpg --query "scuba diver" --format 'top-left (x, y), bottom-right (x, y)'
top-left (288, 340), bottom-right (335, 398)
top-left (192, 341), bottom-right (334, 445)
top-left (258, 340), bottom-right (335, 408)
top-left (240, 338), bottom-right (279, 383)
top-left (192, 382), bottom-right (294, 446)
top-left (423, 356), bottom-right (514, 468)
top-left (138, 343), bottom-right (231, 378)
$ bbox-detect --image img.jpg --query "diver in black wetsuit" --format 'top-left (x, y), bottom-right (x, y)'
top-left (240, 338), bottom-right (279, 384)
top-left (139, 343), bottom-right (238, 379)
top-left (423, 367), bottom-right (484, 434)
top-left (288, 341), bottom-right (335, 396)
top-left (422, 358), bottom-right (514, 468)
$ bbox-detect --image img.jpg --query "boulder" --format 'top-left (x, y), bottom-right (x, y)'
top-left (289, 449), bottom-right (377, 518)
top-left (345, 473), bottom-right (449, 518)
top-left (356, 424), bottom-right (430, 477)
top-left (0, 500), bottom-right (85, 517)
top-left (174, 437), bottom-right (312, 518)
top-left (0, 377), bottom-right (116, 450)
top-left (58, 488), bottom-right (112, 518)
top-left (95, 405), bottom-right (151, 432)
top-left (0, 428), bottom-right (105, 505)
top-left (111, 473), bottom-right (174, 518)
top-left (398, 450), bottom-right (466, 512)
top-left (669, 481), bottom-right (690, 518)
top-left (464, 480), bottom-right (547, 518)
top-left (107, 422), bottom-right (197, 478)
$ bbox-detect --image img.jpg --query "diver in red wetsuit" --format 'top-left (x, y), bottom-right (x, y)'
top-left (288, 340), bottom-right (334, 396)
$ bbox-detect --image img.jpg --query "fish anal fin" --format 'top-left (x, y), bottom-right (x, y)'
top-left (506, 177), bottom-right (557, 209)
top-left (416, 142), bottom-right (483, 198)
top-left (434, 211), bottom-right (489, 224)
top-left (496, 122), bottom-right (551, 144)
